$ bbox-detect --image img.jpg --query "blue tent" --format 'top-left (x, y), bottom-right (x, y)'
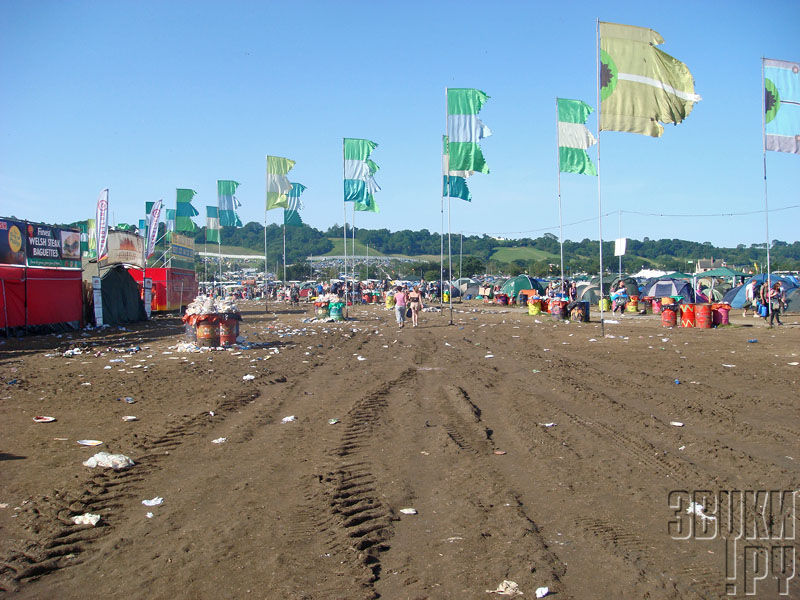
top-left (642, 279), bottom-right (696, 303)
top-left (721, 275), bottom-right (796, 308)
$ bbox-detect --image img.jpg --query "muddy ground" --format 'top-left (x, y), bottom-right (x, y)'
top-left (1, 301), bottom-right (798, 599)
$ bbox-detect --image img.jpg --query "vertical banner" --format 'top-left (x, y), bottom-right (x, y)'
top-left (92, 276), bottom-right (103, 326)
top-left (614, 238), bottom-right (627, 256)
top-left (147, 199), bottom-right (163, 258)
top-left (96, 188), bottom-right (109, 261)
top-left (143, 278), bottom-right (152, 319)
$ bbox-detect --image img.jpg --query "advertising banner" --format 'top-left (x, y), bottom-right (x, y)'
top-left (25, 223), bottom-right (82, 268)
top-left (170, 233), bottom-right (195, 270)
top-left (0, 219), bottom-right (27, 266)
top-left (102, 230), bottom-right (145, 268)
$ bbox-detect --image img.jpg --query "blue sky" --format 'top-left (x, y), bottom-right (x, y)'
top-left (1, 0), bottom-right (798, 247)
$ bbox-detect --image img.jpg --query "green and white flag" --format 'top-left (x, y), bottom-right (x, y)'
top-left (600, 22), bottom-right (701, 137)
top-left (284, 183), bottom-right (306, 226)
top-left (217, 180), bottom-right (242, 227)
top-left (558, 98), bottom-right (597, 175)
top-left (446, 88), bottom-right (491, 177)
top-left (764, 58), bottom-right (800, 155)
top-left (175, 188), bottom-right (198, 233)
top-left (344, 138), bottom-right (380, 208)
top-left (206, 206), bottom-right (220, 243)
top-left (165, 209), bottom-right (176, 233)
top-left (266, 156), bottom-right (295, 210)
top-left (442, 135), bottom-right (471, 201)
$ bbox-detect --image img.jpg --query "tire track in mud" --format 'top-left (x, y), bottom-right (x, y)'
top-left (314, 367), bottom-right (419, 599)
top-left (0, 383), bottom-right (271, 593)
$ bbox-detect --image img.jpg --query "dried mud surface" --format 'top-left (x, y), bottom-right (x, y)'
top-left (1, 301), bottom-right (798, 599)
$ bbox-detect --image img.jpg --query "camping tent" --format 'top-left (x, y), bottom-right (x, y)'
top-left (642, 279), bottom-right (696, 303)
top-left (100, 266), bottom-right (147, 325)
top-left (500, 275), bottom-right (544, 299)
top-left (722, 275), bottom-right (797, 308)
top-left (576, 283), bottom-right (601, 304)
top-left (609, 276), bottom-right (639, 298)
top-left (783, 287), bottom-right (800, 314)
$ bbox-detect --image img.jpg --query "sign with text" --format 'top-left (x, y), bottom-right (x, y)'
top-left (170, 233), bottom-right (195, 270)
top-left (25, 223), bottom-right (81, 268)
top-left (102, 230), bottom-right (145, 268)
top-left (0, 219), bottom-right (27, 266)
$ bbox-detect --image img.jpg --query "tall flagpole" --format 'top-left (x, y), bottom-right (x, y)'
top-left (440, 136), bottom-right (445, 309)
top-left (263, 204), bottom-right (268, 311)
top-left (618, 209), bottom-right (622, 279)
top-left (556, 97), bottom-right (565, 290)
top-left (761, 57), bottom-right (772, 315)
top-left (445, 88), bottom-right (454, 325)
top-left (342, 139), bottom-right (348, 318)
top-left (596, 19), bottom-right (605, 336)
top-left (352, 202), bottom-right (357, 295)
top-left (283, 221), bottom-right (287, 284)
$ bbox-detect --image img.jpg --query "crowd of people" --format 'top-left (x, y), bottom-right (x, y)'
top-left (742, 279), bottom-right (787, 326)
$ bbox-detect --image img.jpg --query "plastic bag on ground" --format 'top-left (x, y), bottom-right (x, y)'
top-left (83, 452), bottom-right (134, 470)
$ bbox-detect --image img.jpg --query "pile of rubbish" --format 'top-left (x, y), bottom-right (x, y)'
top-left (185, 295), bottom-right (239, 316)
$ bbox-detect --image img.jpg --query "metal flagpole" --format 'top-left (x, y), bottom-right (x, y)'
top-left (618, 209), bottom-right (622, 279)
top-left (264, 205), bottom-right (269, 312)
top-left (445, 88), bottom-right (454, 325)
top-left (283, 221), bottom-right (287, 284)
top-left (459, 232), bottom-right (462, 280)
top-left (761, 57), bottom-right (772, 316)
top-left (352, 202), bottom-right (356, 294)
top-left (556, 97), bottom-right (565, 291)
top-left (440, 134), bottom-right (445, 309)
top-left (596, 19), bottom-right (605, 337)
top-left (342, 139), bottom-right (348, 318)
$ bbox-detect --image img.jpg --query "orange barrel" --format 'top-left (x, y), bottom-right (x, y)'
top-left (695, 304), bottom-right (712, 329)
top-left (314, 301), bottom-right (329, 317)
top-left (651, 298), bottom-right (662, 314)
top-left (680, 304), bottom-right (696, 328)
top-left (219, 317), bottom-right (240, 345)
top-left (662, 306), bottom-right (677, 327)
top-left (712, 303), bottom-right (731, 326)
top-left (496, 294), bottom-right (508, 305)
top-left (626, 295), bottom-right (639, 313)
top-left (196, 319), bottom-right (220, 347)
top-left (551, 300), bottom-right (568, 320)
top-left (661, 297), bottom-right (674, 306)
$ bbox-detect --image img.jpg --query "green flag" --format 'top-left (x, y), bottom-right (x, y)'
top-left (558, 98), bottom-right (597, 175)
top-left (343, 138), bottom-right (381, 205)
top-left (283, 183), bottom-right (306, 226)
top-left (217, 180), bottom-right (242, 227)
top-left (206, 206), bottom-right (220, 243)
top-left (442, 135), bottom-right (472, 201)
top-left (266, 156), bottom-right (295, 210)
top-left (764, 58), bottom-right (800, 155)
top-left (446, 88), bottom-right (491, 176)
top-left (175, 189), bottom-right (198, 233)
top-left (600, 22), bottom-right (701, 137)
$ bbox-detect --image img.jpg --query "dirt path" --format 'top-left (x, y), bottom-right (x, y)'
top-left (1, 302), bottom-right (798, 598)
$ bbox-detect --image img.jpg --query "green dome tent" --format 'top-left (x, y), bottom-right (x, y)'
top-left (500, 275), bottom-right (544, 299)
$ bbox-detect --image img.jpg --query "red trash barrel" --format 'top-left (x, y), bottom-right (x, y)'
top-left (713, 303), bottom-right (731, 326)
top-left (651, 298), bottom-right (662, 314)
top-left (695, 304), bottom-right (712, 329)
top-left (219, 317), bottom-right (240, 346)
top-left (551, 300), bottom-right (568, 320)
top-left (196, 318), bottom-right (220, 347)
top-left (680, 304), bottom-right (696, 328)
top-left (662, 306), bottom-right (677, 328)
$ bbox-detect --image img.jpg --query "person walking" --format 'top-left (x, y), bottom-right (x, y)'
top-left (768, 282), bottom-right (786, 326)
top-left (408, 285), bottom-right (424, 327)
top-left (394, 285), bottom-right (408, 328)
top-left (611, 281), bottom-right (628, 315)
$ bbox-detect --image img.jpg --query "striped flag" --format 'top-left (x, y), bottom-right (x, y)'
top-left (206, 206), bottom-right (220, 243)
top-left (284, 183), bottom-right (306, 226)
top-left (175, 189), bottom-right (198, 232)
top-left (266, 156), bottom-right (295, 210)
top-left (442, 135), bottom-right (471, 201)
top-left (344, 138), bottom-right (380, 212)
top-left (217, 180), bottom-right (242, 226)
top-left (558, 98), bottom-right (597, 175)
top-left (446, 88), bottom-right (491, 177)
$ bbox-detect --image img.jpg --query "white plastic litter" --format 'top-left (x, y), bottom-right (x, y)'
top-left (145, 512), bottom-right (154, 518)
top-left (211, 437), bottom-right (227, 444)
top-left (281, 415), bottom-right (296, 423)
top-left (72, 513), bottom-right (101, 526)
top-left (142, 497), bottom-right (163, 507)
top-left (670, 421), bottom-right (684, 427)
top-left (535, 587), bottom-right (550, 598)
top-left (789, 362), bottom-right (800, 366)
top-left (83, 452), bottom-right (134, 470)
top-left (540, 422), bottom-right (556, 428)
top-left (486, 580), bottom-right (523, 596)
top-left (242, 374), bottom-right (255, 381)
top-left (357, 356), bottom-right (366, 361)
top-left (485, 354), bottom-right (494, 358)
top-left (399, 508), bottom-right (417, 515)
top-left (686, 501), bottom-right (716, 522)
top-left (722, 364), bottom-right (736, 368)
top-left (604, 319), bottom-right (619, 324)
top-left (122, 415), bottom-right (138, 422)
